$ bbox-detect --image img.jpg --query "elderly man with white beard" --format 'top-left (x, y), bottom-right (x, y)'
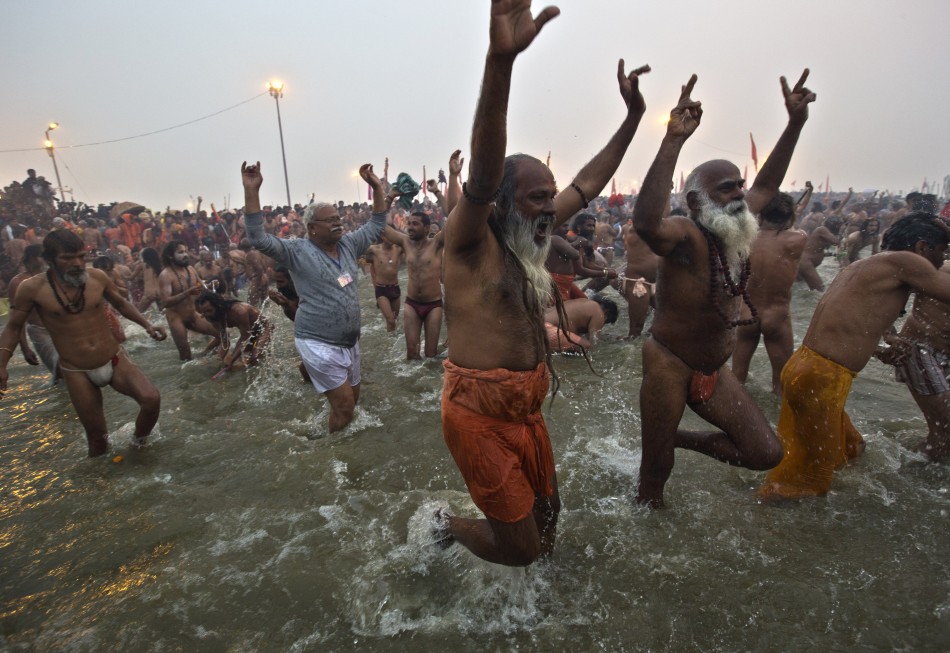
top-left (435, 0), bottom-right (650, 567)
top-left (633, 71), bottom-right (816, 508)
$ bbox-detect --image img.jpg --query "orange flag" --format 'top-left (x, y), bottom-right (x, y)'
top-left (750, 133), bottom-right (758, 172)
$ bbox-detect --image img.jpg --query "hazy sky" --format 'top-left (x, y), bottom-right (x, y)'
top-left (2, 0), bottom-right (948, 211)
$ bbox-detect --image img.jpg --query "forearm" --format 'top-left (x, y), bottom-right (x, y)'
top-left (447, 174), bottom-right (461, 215)
top-left (115, 297), bottom-right (157, 332)
top-left (753, 121), bottom-right (805, 198)
top-left (466, 53), bottom-right (515, 197)
top-left (244, 187), bottom-right (261, 215)
top-left (18, 329), bottom-right (34, 357)
top-left (0, 323), bottom-right (25, 367)
top-left (634, 136), bottom-right (682, 233)
top-left (432, 190), bottom-right (448, 215)
top-left (572, 111), bottom-right (643, 201)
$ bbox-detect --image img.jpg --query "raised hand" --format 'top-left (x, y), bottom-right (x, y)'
top-left (241, 161), bottom-right (263, 192)
top-left (489, 0), bottom-right (560, 58)
top-left (805, 181), bottom-right (813, 190)
top-left (666, 74), bottom-right (702, 141)
top-left (781, 68), bottom-right (816, 126)
top-left (448, 150), bottom-right (464, 177)
top-left (359, 163), bottom-right (384, 192)
top-left (617, 59), bottom-right (650, 117)
top-left (427, 179), bottom-right (440, 194)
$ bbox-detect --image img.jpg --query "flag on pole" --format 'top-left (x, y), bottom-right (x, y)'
top-left (750, 133), bottom-right (758, 172)
top-left (679, 171), bottom-right (685, 193)
top-left (825, 174), bottom-right (830, 196)
top-left (423, 166), bottom-right (427, 198)
top-left (611, 177), bottom-right (616, 195)
top-left (383, 157), bottom-right (389, 184)
top-left (546, 151), bottom-right (551, 168)
top-left (790, 180), bottom-right (797, 188)
top-left (744, 165), bottom-right (748, 183)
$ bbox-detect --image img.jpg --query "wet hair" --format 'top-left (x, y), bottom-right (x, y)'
top-left (760, 192), bottom-right (796, 227)
top-left (22, 244), bottom-right (43, 268)
top-left (859, 218), bottom-right (881, 235)
top-left (409, 211), bottom-right (431, 227)
top-left (811, 201), bottom-right (826, 213)
top-left (882, 212), bottom-right (948, 252)
top-left (572, 212), bottom-right (596, 230)
top-left (140, 247), bottom-right (162, 276)
top-left (195, 289), bottom-right (238, 322)
top-left (92, 256), bottom-right (114, 271)
top-left (42, 229), bottom-right (84, 262)
top-left (161, 240), bottom-right (186, 267)
top-left (590, 293), bottom-right (619, 324)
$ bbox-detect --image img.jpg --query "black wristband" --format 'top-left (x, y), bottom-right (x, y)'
top-left (571, 182), bottom-right (589, 208)
top-left (462, 182), bottom-right (501, 206)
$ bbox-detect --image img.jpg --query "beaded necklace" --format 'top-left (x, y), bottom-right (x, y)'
top-left (47, 269), bottom-right (86, 314)
top-left (173, 265), bottom-right (192, 293)
top-left (696, 223), bottom-right (758, 328)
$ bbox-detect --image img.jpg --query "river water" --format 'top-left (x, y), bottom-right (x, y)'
top-left (1, 263), bottom-right (948, 652)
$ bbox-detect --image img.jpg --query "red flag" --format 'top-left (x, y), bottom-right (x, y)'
top-left (611, 177), bottom-right (616, 195)
top-left (744, 165), bottom-right (748, 183)
top-left (546, 151), bottom-right (551, 167)
top-left (679, 171), bottom-right (685, 193)
top-left (790, 180), bottom-right (797, 188)
top-left (383, 157), bottom-right (389, 184)
top-left (750, 133), bottom-right (758, 172)
top-left (423, 165), bottom-right (427, 197)
top-left (818, 181), bottom-right (824, 192)
top-left (825, 174), bottom-right (830, 196)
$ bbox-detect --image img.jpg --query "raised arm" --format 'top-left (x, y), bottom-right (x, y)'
top-left (828, 187), bottom-right (854, 217)
top-left (554, 60), bottom-right (650, 226)
top-left (446, 149), bottom-right (464, 216)
top-left (633, 75), bottom-right (701, 256)
top-left (745, 69), bottom-right (816, 214)
top-left (445, 0), bottom-right (559, 254)
top-left (795, 181), bottom-right (814, 220)
top-left (240, 162), bottom-right (291, 261)
top-left (427, 179), bottom-right (449, 215)
top-left (99, 269), bottom-right (166, 341)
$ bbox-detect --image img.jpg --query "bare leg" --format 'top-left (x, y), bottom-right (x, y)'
top-left (422, 307), bottom-right (443, 358)
top-left (798, 260), bottom-right (825, 291)
top-left (109, 353), bottom-right (161, 442)
top-left (731, 322), bottom-right (761, 384)
top-left (908, 389), bottom-right (950, 461)
top-left (761, 311), bottom-right (794, 396)
top-left (403, 304), bottom-right (423, 360)
top-left (61, 371), bottom-right (109, 456)
top-left (165, 314), bottom-right (193, 360)
top-left (684, 367), bottom-right (784, 470)
top-left (622, 283), bottom-right (652, 338)
top-left (325, 382), bottom-right (359, 433)
top-left (636, 338), bottom-right (689, 508)
top-left (376, 296), bottom-right (397, 332)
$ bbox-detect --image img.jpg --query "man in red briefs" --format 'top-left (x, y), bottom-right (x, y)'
top-left (437, 0), bottom-right (649, 566)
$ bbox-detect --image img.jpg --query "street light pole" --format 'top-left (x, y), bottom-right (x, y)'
top-left (43, 122), bottom-right (65, 207)
top-left (267, 81), bottom-right (292, 207)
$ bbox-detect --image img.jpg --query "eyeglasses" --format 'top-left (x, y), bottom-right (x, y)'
top-left (308, 217), bottom-right (342, 225)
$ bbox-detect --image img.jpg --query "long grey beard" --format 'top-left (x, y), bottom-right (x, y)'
top-left (62, 269), bottom-right (88, 287)
top-left (499, 209), bottom-right (553, 311)
top-left (696, 197), bottom-right (758, 269)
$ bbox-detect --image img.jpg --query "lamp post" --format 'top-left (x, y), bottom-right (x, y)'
top-left (267, 81), bottom-right (292, 207)
top-left (43, 122), bottom-right (65, 206)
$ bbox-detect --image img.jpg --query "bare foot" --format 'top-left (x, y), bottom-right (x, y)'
top-left (432, 508), bottom-right (455, 550)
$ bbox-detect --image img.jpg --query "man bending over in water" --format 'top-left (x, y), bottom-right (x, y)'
top-left (0, 230), bottom-right (167, 456)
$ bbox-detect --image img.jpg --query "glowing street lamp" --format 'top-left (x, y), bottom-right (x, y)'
top-left (43, 122), bottom-right (65, 206)
top-left (267, 81), bottom-right (292, 207)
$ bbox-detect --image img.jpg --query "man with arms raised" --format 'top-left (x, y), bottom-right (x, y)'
top-left (386, 211), bottom-right (445, 359)
top-left (242, 162), bottom-right (389, 433)
top-left (634, 71), bottom-right (815, 507)
top-left (760, 213), bottom-right (950, 498)
top-left (0, 230), bottom-right (167, 456)
top-left (436, 0), bottom-right (649, 565)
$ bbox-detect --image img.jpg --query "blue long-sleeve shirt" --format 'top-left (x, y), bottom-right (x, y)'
top-left (244, 211), bottom-right (386, 347)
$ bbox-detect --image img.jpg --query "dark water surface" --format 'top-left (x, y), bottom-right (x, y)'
top-left (1, 265), bottom-right (949, 652)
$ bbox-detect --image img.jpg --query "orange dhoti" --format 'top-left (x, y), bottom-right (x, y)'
top-left (759, 345), bottom-right (865, 499)
top-left (441, 360), bottom-right (555, 523)
top-left (549, 272), bottom-right (586, 303)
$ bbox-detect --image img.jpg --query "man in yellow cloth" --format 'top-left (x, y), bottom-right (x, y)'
top-left (760, 212), bottom-right (950, 499)
top-left (437, 0), bottom-right (649, 565)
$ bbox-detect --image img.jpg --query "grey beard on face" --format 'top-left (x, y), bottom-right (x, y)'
top-left (695, 193), bottom-right (758, 269)
top-left (62, 269), bottom-right (88, 288)
top-left (498, 209), bottom-right (554, 310)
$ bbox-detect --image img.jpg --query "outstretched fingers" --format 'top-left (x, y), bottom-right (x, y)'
top-left (679, 74), bottom-right (698, 102)
top-left (533, 5), bottom-right (561, 33)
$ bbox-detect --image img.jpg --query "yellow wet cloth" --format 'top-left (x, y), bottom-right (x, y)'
top-left (759, 345), bottom-right (865, 499)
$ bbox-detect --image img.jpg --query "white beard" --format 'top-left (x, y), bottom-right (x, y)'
top-left (695, 195), bottom-right (758, 270)
top-left (498, 209), bottom-right (553, 310)
top-left (62, 269), bottom-right (88, 287)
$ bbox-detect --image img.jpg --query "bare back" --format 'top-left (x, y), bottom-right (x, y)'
top-left (803, 252), bottom-right (945, 371)
top-left (900, 266), bottom-right (950, 353)
top-left (803, 225), bottom-right (837, 266)
top-left (746, 227), bottom-right (806, 311)
top-left (623, 224), bottom-right (660, 282)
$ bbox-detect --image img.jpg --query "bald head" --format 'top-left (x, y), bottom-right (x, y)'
top-left (684, 160), bottom-right (744, 214)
